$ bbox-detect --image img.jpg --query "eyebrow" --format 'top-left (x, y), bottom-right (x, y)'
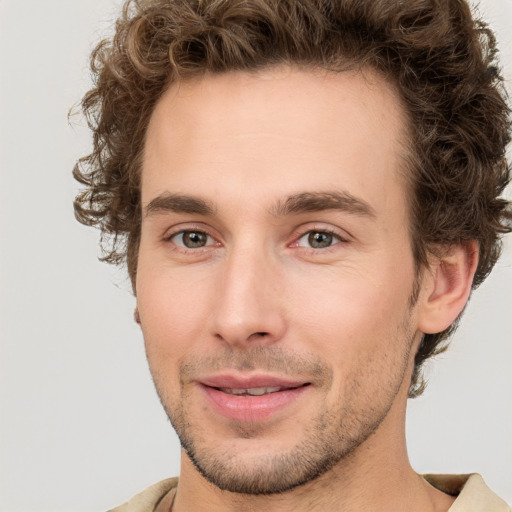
top-left (270, 191), bottom-right (376, 218)
top-left (144, 190), bottom-right (376, 219)
top-left (145, 193), bottom-right (216, 217)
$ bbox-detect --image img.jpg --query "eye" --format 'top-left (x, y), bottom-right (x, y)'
top-left (170, 230), bottom-right (215, 249)
top-left (297, 230), bottom-right (342, 249)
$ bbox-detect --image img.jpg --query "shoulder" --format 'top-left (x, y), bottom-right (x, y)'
top-left (424, 474), bottom-right (511, 512)
top-left (107, 478), bottom-right (178, 512)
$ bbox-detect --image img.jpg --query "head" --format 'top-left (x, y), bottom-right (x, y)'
top-left (74, 0), bottom-right (510, 397)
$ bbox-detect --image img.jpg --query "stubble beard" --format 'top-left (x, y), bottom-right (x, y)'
top-left (172, 396), bottom-right (393, 495)
top-left (150, 324), bottom-right (416, 496)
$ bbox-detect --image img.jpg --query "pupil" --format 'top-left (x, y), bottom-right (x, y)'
top-left (308, 232), bottom-right (332, 249)
top-left (184, 232), bottom-right (206, 248)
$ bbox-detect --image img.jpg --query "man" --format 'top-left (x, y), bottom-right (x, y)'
top-left (74, 0), bottom-right (511, 510)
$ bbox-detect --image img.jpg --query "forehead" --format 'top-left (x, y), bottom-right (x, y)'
top-left (142, 67), bottom-right (410, 219)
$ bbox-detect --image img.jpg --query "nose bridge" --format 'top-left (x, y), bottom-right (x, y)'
top-left (212, 241), bottom-right (285, 346)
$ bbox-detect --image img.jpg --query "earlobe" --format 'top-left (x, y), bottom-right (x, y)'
top-left (417, 241), bottom-right (479, 334)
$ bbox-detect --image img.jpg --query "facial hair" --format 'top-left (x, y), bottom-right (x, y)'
top-left (148, 318), bottom-right (416, 496)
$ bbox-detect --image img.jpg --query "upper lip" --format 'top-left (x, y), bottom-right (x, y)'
top-left (199, 374), bottom-right (309, 390)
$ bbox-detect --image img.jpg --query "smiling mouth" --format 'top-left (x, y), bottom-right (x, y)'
top-left (201, 382), bottom-right (311, 421)
top-left (214, 384), bottom-right (310, 396)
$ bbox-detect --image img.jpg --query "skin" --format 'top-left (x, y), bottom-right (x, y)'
top-left (136, 67), bottom-right (475, 511)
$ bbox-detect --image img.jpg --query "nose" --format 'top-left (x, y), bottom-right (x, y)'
top-left (211, 246), bottom-right (287, 347)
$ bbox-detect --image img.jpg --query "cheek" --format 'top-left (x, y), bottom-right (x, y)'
top-left (290, 271), bottom-right (410, 346)
top-left (283, 262), bottom-right (417, 395)
top-left (136, 264), bottom-right (214, 365)
top-left (292, 279), bottom-right (415, 406)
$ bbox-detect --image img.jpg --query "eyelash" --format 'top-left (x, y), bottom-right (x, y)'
top-left (162, 225), bottom-right (348, 253)
top-left (163, 227), bottom-right (218, 251)
top-left (292, 227), bottom-right (346, 251)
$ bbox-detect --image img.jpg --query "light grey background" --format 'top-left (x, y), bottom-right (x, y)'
top-left (0, 1), bottom-right (511, 511)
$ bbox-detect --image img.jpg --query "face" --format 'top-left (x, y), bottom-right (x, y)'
top-left (137, 67), bottom-right (422, 494)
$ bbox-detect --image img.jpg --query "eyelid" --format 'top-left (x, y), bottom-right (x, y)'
top-left (288, 224), bottom-right (351, 249)
top-left (160, 222), bottom-right (351, 251)
top-left (163, 222), bottom-right (214, 238)
top-left (296, 230), bottom-right (341, 247)
top-left (162, 223), bottom-right (221, 248)
top-left (170, 231), bottom-right (216, 248)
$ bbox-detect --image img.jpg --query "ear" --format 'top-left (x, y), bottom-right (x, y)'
top-left (417, 241), bottom-right (479, 334)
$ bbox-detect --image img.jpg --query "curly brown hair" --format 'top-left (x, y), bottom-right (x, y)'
top-left (73, 0), bottom-right (511, 396)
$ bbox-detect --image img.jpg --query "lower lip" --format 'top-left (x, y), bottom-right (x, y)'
top-left (201, 385), bottom-right (309, 422)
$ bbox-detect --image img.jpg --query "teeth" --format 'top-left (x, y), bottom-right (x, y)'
top-left (220, 386), bottom-right (283, 396)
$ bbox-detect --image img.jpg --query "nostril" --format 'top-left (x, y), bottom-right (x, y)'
top-left (255, 332), bottom-right (269, 337)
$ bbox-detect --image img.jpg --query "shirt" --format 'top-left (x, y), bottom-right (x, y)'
top-left (108, 474), bottom-right (511, 511)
